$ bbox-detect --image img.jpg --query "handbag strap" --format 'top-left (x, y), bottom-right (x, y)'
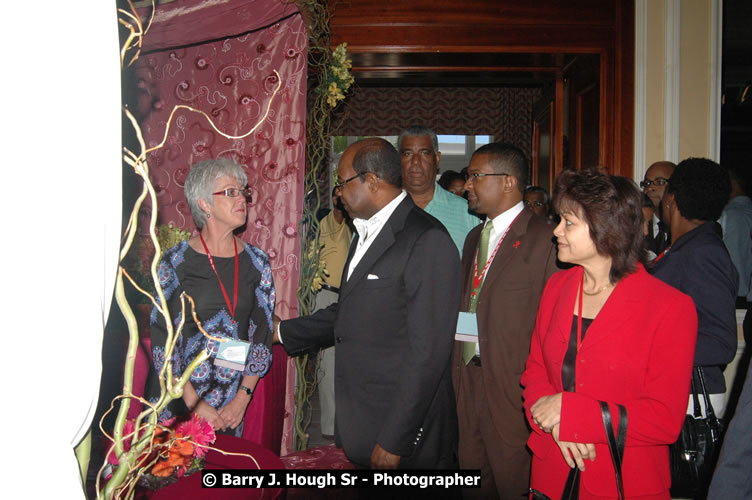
top-left (600, 401), bottom-right (627, 500)
top-left (690, 370), bottom-right (702, 418)
top-left (695, 366), bottom-right (718, 421)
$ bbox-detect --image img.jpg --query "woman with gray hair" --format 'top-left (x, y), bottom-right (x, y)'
top-left (145, 158), bottom-right (275, 436)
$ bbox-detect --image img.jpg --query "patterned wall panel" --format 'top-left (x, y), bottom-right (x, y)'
top-left (334, 86), bottom-right (542, 155)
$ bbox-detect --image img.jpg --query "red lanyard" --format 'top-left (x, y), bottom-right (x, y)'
top-left (199, 233), bottom-right (239, 319)
top-left (653, 246), bottom-right (670, 264)
top-left (472, 212), bottom-right (522, 292)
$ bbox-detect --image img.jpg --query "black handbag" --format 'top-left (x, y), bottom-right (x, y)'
top-left (529, 402), bottom-right (626, 500)
top-left (669, 366), bottom-right (726, 498)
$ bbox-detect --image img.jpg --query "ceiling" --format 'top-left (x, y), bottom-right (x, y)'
top-left (350, 52), bottom-right (577, 88)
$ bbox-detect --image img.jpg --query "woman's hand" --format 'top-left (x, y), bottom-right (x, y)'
top-left (551, 424), bottom-right (596, 471)
top-left (531, 392), bottom-right (563, 432)
top-left (194, 400), bottom-right (228, 432)
top-left (218, 393), bottom-right (252, 430)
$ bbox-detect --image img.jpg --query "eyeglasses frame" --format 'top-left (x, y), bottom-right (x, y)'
top-left (334, 171), bottom-right (366, 190)
top-left (212, 187), bottom-right (253, 200)
top-left (640, 177), bottom-right (669, 189)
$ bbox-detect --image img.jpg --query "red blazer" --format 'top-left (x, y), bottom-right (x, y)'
top-left (521, 265), bottom-right (697, 498)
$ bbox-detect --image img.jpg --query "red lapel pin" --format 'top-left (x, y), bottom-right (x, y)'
top-left (513, 240), bottom-right (520, 248)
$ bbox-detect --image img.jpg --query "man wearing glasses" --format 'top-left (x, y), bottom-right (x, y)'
top-left (453, 142), bottom-right (558, 499)
top-left (641, 161), bottom-right (676, 256)
top-left (523, 186), bottom-right (550, 219)
top-left (275, 138), bottom-right (462, 470)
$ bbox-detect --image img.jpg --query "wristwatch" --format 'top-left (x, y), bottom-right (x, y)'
top-left (239, 385), bottom-right (253, 396)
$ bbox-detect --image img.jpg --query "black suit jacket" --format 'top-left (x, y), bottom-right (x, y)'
top-left (651, 221), bottom-right (738, 394)
top-left (282, 196), bottom-right (463, 468)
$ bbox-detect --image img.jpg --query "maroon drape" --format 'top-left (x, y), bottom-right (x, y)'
top-left (128, 0), bottom-right (306, 455)
top-left (137, 0), bottom-right (301, 53)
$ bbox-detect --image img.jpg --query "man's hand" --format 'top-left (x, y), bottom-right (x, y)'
top-left (272, 314), bottom-right (281, 343)
top-left (370, 443), bottom-right (400, 469)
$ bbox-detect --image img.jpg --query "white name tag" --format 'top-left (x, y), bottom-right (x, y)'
top-left (455, 311), bottom-right (479, 342)
top-left (214, 339), bottom-right (250, 371)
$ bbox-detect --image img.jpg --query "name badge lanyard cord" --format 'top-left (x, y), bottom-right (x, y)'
top-left (199, 233), bottom-right (238, 321)
top-left (472, 212), bottom-right (522, 299)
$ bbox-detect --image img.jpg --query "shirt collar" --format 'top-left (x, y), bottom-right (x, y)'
top-left (485, 201), bottom-right (525, 234)
top-left (352, 191), bottom-right (407, 240)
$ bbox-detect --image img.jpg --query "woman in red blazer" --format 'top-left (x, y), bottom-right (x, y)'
top-left (521, 170), bottom-right (698, 499)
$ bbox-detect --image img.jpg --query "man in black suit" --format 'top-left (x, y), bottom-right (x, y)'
top-left (641, 160), bottom-right (675, 256)
top-left (275, 138), bottom-right (462, 469)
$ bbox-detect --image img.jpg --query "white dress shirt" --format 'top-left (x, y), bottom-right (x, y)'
top-left (474, 200), bottom-right (525, 356)
top-left (347, 191), bottom-right (407, 280)
top-left (278, 191), bottom-right (407, 345)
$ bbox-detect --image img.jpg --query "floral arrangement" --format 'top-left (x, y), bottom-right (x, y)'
top-left (322, 43), bottom-right (354, 108)
top-left (106, 414), bottom-right (216, 489)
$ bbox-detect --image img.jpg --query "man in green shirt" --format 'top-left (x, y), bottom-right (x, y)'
top-left (398, 126), bottom-right (481, 254)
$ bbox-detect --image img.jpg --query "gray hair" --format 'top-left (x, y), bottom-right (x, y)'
top-left (397, 126), bottom-right (439, 153)
top-left (184, 158), bottom-right (247, 229)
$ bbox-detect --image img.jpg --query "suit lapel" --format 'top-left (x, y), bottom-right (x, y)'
top-left (551, 267), bottom-right (581, 343)
top-left (338, 196), bottom-right (412, 302)
top-left (481, 209), bottom-right (532, 292)
top-left (550, 266), bottom-right (647, 351)
top-left (461, 227), bottom-right (482, 310)
top-left (580, 267), bottom-right (644, 352)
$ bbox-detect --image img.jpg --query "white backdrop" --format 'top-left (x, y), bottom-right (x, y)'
top-left (1, 3), bottom-right (121, 498)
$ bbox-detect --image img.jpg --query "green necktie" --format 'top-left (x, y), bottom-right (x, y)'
top-left (463, 221), bottom-right (494, 364)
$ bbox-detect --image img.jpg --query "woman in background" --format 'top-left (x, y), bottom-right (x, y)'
top-left (651, 157), bottom-right (738, 420)
top-left (146, 158), bottom-right (274, 436)
top-left (522, 170), bottom-right (697, 499)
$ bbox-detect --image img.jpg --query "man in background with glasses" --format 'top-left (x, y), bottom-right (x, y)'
top-left (641, 161), bottom-right (676, 256)
top-left (523, 186), bottom-right (551, 219)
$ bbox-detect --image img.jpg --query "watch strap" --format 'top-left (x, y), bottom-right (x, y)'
top-left (239, 385), bottom-right (253, 396)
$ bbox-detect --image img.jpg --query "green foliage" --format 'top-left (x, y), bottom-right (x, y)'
top-left (293, 0), bottom-right (354, 452)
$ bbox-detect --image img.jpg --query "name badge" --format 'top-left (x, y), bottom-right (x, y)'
top-left (455, 311), bottom-right (479, 342)
top-left (214, 339), bottom-right (250, 371)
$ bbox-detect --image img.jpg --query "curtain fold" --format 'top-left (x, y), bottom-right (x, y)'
top-left (138, 0), bottom-right (301, 53)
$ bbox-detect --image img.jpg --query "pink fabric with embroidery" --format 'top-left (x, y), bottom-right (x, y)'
top-left (128, 0), bottom-right (305, 455)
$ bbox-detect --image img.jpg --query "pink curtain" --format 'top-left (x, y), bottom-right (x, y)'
top-left (129, 0), bottom-right (306, 455)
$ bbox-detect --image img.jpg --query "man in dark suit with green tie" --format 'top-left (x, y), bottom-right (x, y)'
top-left (452, 142), bottom-right (558, 499)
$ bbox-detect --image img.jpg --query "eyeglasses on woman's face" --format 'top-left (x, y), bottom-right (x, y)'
top-left (213, 187), bottom-right (252, 200)
top-left (525, 200), bottom-right (545, 208)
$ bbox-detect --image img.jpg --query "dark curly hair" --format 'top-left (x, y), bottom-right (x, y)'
top-left (438, 170), bottom-right (466, 190)
top-left (554, 169), bottom-right (646, 282)
top-left (667, 157), bottom-right (730, 221)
